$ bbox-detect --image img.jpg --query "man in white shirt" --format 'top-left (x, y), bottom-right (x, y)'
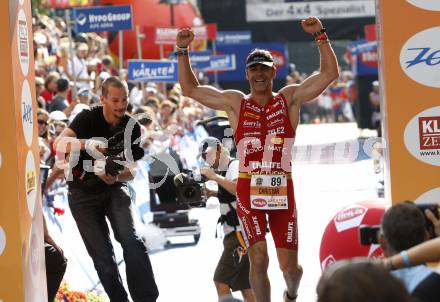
top-left (67, 43), bottom-right (91, 90)
top-left (200, 137), bottom-right (255, 302)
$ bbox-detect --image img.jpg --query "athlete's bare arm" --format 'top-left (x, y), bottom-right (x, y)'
top-left (280, 17), bottom-right (339, 108)
top-left (176, 28), bottom-right (243, 130)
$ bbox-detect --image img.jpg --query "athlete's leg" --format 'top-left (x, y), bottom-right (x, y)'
top-left (276, 248), bottom-right (302, 301)
top-left (267, 179), bottom-right (301, 300)
top-left (241, 288), bottom-right (256, 302)
top-left (248, 240), bottom-right (271, 302)
top-left (215, 281), bottom-right (233, 301)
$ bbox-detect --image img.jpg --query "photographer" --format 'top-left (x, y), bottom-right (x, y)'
top-left (55, 77), bottom-right (159, 302)
top-left (199, 137), bottom-right (255, 302)
top-left (379, 201), bottom-right (440, 300)
top-left (317, 259), bottom-right (411, 302)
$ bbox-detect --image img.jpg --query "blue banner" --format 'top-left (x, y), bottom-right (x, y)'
top-left (168, 51), bottom-right (212, 70)
top-left (211, 43), bottom-right (288, 82)
top-left (128, 60), bottom-right (177, 83)
top-left (349, 40), bottom-right (378, 76)
top-left (216, 31), bottom-right (252, 45)
top-left (168, 52), bottom-right (236, 71)
top-left (204, 55), bottom-right (236, 71)
top-left (72, 5), bottom-right (133, 33)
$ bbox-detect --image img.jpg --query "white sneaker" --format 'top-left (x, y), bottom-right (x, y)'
top-left (283, 290), bottom-right (297, 302)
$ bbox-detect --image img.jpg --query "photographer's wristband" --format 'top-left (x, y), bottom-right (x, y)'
top-left (400, 250), bottom-right (411, 268)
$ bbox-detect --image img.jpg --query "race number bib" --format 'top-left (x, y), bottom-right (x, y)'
top-left (250, 174), bottom-right (288, 210)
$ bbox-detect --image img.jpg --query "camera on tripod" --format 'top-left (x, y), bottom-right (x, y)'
top-left (173, 170), bottom-right (208, 208)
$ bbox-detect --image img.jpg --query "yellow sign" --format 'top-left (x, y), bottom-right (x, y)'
top-left (0, 0), bottom-right (46, 300)
top-left (377, 1), bottom-right (440, 204)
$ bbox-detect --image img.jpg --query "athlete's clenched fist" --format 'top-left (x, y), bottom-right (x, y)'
top-left (176, 28), bottom-right (194, 48)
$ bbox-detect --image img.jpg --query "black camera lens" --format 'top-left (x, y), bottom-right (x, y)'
top-left (359, 225), bottom-right (381, 245)
top-left (184, 187), bottom-right (196, 198)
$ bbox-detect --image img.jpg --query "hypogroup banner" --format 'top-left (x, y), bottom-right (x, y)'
top-left (377, 1), bottom-right (440, 204)
top-left (72, 5), bottom-right (133, 33)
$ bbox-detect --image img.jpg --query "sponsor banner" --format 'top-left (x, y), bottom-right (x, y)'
top-left (404, 107), bottom-right (440, 166)
top-left (171, 52), bottom-right (236, 72)
top-left (246, 1), bottom-right (375, 22)
top-left (17, 9), bottom-right (29, 76)
top-left (154, 23), bottom-right (217, 45)
top-left (320, 201), bottom-right (385, 272)
top-left (128, 60), bottom-right (177, 82)
top-left (1, 0), bottom-right (46, 299)
top-left (321, 254), bottom-right (336, 271)
top-left (333, 204), bottom-right (367, 233)
top-left (169, 50), bottom-right (211, 69)
top-left (72, 5), bottom-right (133, 33)
top-left (186, 51), bottom-right (211, 70)
top-left (349, 40), bottom-right (378, 76)
top-left (377, 0), bottom-right (440, 203)
top-left (204, 54), bottom-right (236, 71)
top-left (216, 31), bottom-right (252, 45)
top-left (45, 0), bottom-right (91, 8)
top-left (25, 150), bottom-right (37, 217)
top-left (406, 0), bottom-right (440, 11)
top-left (415, 188), bottom-right (440, 204)
top-left (213, 42), bottom-right (288, 81)
top-left (21, 80), bottom-right (33, 146)
top-left (0, 226), bottom-right (5, 256)
top-left (399, 27), bottom-right (440, 88)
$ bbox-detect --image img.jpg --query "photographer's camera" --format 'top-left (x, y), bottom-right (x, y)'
top-left (173, 171), bottom-right (208, 207)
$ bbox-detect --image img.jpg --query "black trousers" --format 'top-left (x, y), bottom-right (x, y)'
top-left (68, 185), bottom-right (159, 302)
top-left (45, 243), bottom-right (67, 302)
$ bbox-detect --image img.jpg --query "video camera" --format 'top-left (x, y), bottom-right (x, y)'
top-left (173, 170), bottom-right (208, 208)
top-left (359, 203), bottom-right (440, 245)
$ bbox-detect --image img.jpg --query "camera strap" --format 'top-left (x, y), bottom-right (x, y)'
top-left (235, 230), bottom-right (247, 256)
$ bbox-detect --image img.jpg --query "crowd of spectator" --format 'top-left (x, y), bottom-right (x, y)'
top-left (33, 12), bottom-right (219, 183)
top-left (32, 9), bottom-right (397, 302)
top-left (287, 68), bottom-right (358, 124)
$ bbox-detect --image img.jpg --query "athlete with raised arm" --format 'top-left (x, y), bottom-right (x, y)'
top-left (176, 17), bottom-right (339, 302)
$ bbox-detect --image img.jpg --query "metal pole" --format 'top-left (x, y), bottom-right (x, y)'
top-left (136, 25), bottom-right (143, 59)
top-left (212, 39), bottom-right (218, 85)
top-left (66, 10), bottom-right (78, 98)
top-left (170, 4), bottom-right (175, 27)
top-left (160, 44), bottom-right (164, 60)
top-left (119, 31), bottom-right (123, 72)
top-left (136, 25), bottom-right (145, 91)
